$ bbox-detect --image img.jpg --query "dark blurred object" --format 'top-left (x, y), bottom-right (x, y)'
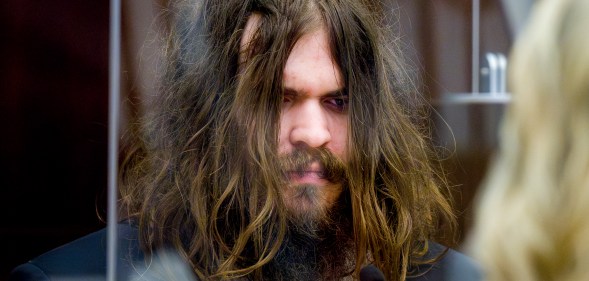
top-left (0, 0), bottom-right (109, 279)
top-left (360, 265), bottom-right (386, 281)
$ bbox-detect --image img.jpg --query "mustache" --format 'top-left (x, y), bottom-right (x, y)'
top-left (278, 147), bottom-right (347, 184)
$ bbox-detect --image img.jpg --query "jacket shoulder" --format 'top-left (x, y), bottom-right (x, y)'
top-left (10, 263), bottom-right (50, 281)
top-left (9, 223), bottom-right (142, 281)
top-left (407, 242), bottom-right (483, 281)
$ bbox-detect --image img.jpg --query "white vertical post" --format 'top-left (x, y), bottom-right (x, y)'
top-left (107, 0), bottom-right (121, 280)
top-left (472, 0), bottom-right (480, 94)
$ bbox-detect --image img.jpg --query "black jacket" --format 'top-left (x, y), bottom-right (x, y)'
top-left (10, 223), bottom-right (482, 281)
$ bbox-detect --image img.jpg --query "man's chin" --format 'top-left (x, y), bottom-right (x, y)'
top-left (283, 185), bottom-right (331, 232)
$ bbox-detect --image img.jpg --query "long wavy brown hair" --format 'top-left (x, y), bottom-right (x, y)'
top-left (120, 0), bottom-right (455, 280)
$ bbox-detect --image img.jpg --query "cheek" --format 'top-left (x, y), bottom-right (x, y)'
top-left (330, 119), bottom-right (349, 161)
top-left (277, 114), bottom-right (289, 154)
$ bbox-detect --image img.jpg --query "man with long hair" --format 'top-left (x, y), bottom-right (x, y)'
top-left (11, 0), bottom-right (480, 280)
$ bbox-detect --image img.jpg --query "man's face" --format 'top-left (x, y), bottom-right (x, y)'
top-left (278, 26), bottom-right (348, 221)
top-left (241, 16), bottom-right (348, 222)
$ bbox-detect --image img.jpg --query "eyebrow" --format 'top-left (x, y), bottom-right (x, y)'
top-left (283, 87), bottom-right (347, 97)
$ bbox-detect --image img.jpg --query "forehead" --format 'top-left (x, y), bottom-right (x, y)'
top-left (239, 14), bottom-right (343, 92)
top-left (283, 27), bottom-right (343, 94)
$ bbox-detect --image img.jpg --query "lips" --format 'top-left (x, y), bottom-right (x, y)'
top-left (287, 171), bottom-right (327, 185)
top-left (290, 170), bottom-right (325, 178)
top-left (287, 163), bottom-right (328, 185)
top-left (279, 148), bottom-right (347, 185)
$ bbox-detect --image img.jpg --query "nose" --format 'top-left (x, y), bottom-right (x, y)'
top-left (286, 100), bottom-right (331, 149)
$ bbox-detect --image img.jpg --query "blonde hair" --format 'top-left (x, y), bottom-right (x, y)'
top-left (472, 0), bottom-right (589, 280)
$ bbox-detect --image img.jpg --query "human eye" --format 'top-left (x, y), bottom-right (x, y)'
top-left (324, 95), bottom-right (349, 113)
top-left (282, 90), bottom-right (296, 104)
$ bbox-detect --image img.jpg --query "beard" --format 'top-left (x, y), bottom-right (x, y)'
top-left (231, 148), bottom-right (354, 280)
top-left (239, 148), bottom-right (354, 280)
top-left (278, 147), bottom-right (348, 229)
top-left (260, 193), bottom-right (355, 281)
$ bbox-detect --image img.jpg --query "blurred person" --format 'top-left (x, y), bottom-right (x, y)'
top-left (11, 0), bottom-right (481, 280)
top-left (472, 0), bottom-right (589, 280)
